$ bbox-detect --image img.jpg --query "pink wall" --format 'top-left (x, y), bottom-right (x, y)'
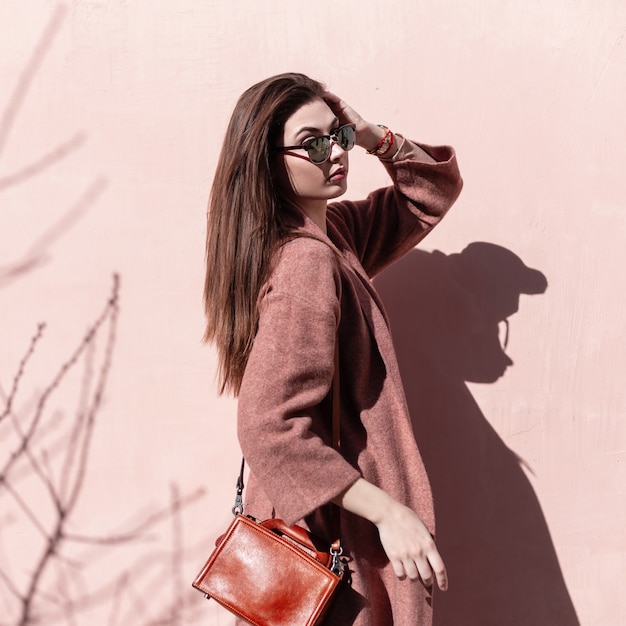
top-left (1, 1), bottom-right (624, 624)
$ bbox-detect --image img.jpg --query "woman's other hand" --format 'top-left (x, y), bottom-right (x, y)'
top-left (323, 92), bottom-right (394, 155)
top-left (376, 500), bottom-right (448, 590)
top-left (333, 478), bottom-right (448, 590)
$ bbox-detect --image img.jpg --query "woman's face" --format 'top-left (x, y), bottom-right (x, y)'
top-left (273, 97), bottom-right (349, 214)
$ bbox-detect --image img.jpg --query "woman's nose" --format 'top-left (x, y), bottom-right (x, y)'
top-left (329, 140), bottom-right (346, 161)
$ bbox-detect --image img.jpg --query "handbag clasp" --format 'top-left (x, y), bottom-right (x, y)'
top-left (232, 459), bottom-right (245, 515)
top-left (330, 543), bottom-right (344, 577)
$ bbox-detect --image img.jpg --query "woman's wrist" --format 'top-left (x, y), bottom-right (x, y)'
top-left (357, 122), bottom-right (387, 152)
top-left (332, 477), bottom-right (399, 526)
top-left (358, 123), bottom-right (399, 159)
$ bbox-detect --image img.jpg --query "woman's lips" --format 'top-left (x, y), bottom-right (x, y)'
top-left (329, 168), bottom-right (347, 182)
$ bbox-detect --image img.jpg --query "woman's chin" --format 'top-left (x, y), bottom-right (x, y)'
top-left (327, 180), bottom-right (348, 198)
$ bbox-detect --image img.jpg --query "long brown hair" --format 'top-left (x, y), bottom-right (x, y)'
top-left (204, 73), bottom-right (325, 395)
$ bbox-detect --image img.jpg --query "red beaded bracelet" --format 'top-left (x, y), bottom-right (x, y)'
top-left (367, 125), bottom-right (395, 156)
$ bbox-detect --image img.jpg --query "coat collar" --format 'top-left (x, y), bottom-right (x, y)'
top-left (280, 202), bottom-right (391, 330)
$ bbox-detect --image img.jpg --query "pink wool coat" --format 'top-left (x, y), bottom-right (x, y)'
top-left (237, 138), bottom-right (462, 625)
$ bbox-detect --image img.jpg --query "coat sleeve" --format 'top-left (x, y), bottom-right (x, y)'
top-left (327, 139), bottom-right (463, 278)
top-left (237, 238), bottom-right (361, 526)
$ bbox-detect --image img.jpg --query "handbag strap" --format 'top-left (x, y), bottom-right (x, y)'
top-left (232, 340), bottom-right (342, 523)
top-left (332, 339), bottom-right (341, 452)
top-left (330, 341), bottom-right (341, 544)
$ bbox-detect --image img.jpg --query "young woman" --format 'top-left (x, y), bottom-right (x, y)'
top-left (204, 72), bottom-right (462, 625)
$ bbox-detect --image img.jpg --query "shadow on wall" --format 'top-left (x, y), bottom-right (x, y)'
top-left (0, 8), bottom-right (210, 623)
top-left (376, 242), bottom-right (580, 626)
top-left (0, 276), bottom-right (208, 625)
top-left (0, 3), bottom-right (104, 290)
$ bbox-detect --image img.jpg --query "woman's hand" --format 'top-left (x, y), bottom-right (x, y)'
top-left (333, 478), bottom-right (448, 590)
top-left (323, 92), bottom-right (392, 154)
top-left (323, 91), bottom-right (366, 130)
top-left (376, 500), bottom-right (448, 590)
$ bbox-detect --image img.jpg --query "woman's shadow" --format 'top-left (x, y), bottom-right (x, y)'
top-left (376, 242), bottom-right (580, 626)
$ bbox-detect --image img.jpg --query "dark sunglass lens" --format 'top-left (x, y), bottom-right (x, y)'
top-left (306, 137), bottom-right (330, 163)
top-left (338, 125), bottom-right (356, 151)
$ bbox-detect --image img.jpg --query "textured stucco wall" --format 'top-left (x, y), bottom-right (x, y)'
top-left (1, 1), bottom-right (624, 624)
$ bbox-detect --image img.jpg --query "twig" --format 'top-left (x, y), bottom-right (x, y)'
top-left (0, 324), bottom-right (45, 426)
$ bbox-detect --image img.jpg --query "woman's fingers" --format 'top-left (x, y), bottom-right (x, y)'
top-left (390, 558), bottom-right (406, 579)
top-left (322, 91), bottom-right (344, 113)
top-left (414, 546), bottom-right (448, 590)
top-left (322, 91), bottom-right (364, 127)
top-left (376, 503), bottom-right (449, 590)
top-left (427, 550), bottom-right (448, 591)
top-left (392, 552), bottom-right (448, 590)
top-left (415, 559), bottom-right (434, 587)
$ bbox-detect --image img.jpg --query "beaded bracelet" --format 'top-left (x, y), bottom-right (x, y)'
top-left (367, 125), bottom-right (395, 157)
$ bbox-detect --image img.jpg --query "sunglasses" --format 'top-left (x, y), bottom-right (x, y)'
top-left (273, 124), bottom-right (356, 164)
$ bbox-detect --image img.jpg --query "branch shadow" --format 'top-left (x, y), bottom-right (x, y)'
top-left (0, 5), bottom-right (210, 624)
top-left (0, 275), bottom-right (209, 625)
top-left (0, 3), bottom-right (101, 290)
top-left (375, 242), bottom-right (580, 626)
top-left (0, 4), bottom-right (67, 163)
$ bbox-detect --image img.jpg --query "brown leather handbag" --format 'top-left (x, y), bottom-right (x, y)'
top-left (192, 498), bottom-right (344, 625)
top-left (192, 349), bottom-right (344, 625)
